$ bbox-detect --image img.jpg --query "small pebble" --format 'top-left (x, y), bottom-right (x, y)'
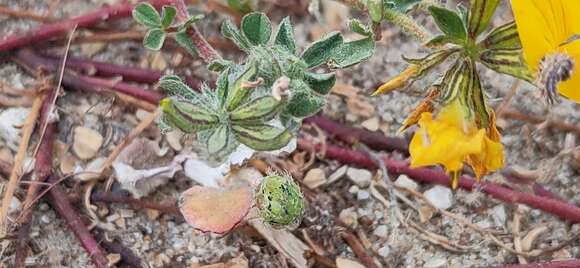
top-left (336, 257), bottom-right (365, 268)
top-left (490, 204), bottom-right (507, 227)
top-left (339, 207), bottom-right (358, 228)
top-left (348, 185), bottom-right (360, 194)
top-left (303, 168), bottom-right (327, 189)
top-left (361, 117), bottom-right (380, 131)
top-left (73, 126), bottom-right (103, 160)
top-left (346, 167), bottom-right (372, 188)
top-left (327, 165), bottom-right (348, 184)
top-left (373, 225), bottom-right (388, 238)
top-left (377, 245), bottom-right (391, 257)
top-left (40, 214), bottom-right (51, 224)
top-left (424, 185), bottom-right (453, 209)
top-left (357, 189), bottom-right (370, 200)
top-left (424, 257), bottom-right (447, 268)
top-left (394, 174), bottom-right (418, 191)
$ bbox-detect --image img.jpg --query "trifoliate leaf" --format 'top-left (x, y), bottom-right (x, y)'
top-left (161, 5), bottom-right (177, 29)
top-left (133, 3), bottom-right (162, 28)
top-left (428, 6), bottom-right (467, 42)
top-left (143, 28), bottom-right (166, 51)
top-left (274, 17), bottom-right (296, 54)
top-left (241, 12), bottom-right (272, 46)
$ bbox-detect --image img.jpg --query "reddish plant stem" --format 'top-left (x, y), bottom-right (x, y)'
top-left (14, 49), bottom-right (164, 104)
top-left (501, 109), bottom-right (580, 134)
top-left (489, 259), bottom-right (580, 268)
top-left (173, 0), bottom-right (221, 63)
top-left (14, 92), bottom-right (55, 268)
top-left (0, 0), bottom-right (174, 53)
top-left (340, 231), bottom-right (380, 268)
top-left (298, 140), bottom-right (580, 223)
top-left (94, 231), bottom-right (143, 268)
top-left (304, 115), bottom-right (409, 154)
top-left (68, 192), bottom-right (180, 216)
top-left (46, 175), bottom-right (110, 268)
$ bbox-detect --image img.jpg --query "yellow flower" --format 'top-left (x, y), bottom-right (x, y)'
top-left (409, 100), bottom-right (504, 189)
top-left (511, 0), bottom-right (580, 102)
top-left (372, 65), bottom-right (418, 96)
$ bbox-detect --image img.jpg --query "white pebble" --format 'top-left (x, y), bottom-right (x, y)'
top-left (424, 185), bottom-right (453, 209)
top-left (346, 167), bottom-right (372, 188)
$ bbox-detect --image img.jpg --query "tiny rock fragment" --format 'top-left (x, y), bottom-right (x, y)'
top-left (346, 96), bottom-right (375, 118)
top-left (377, 245), bottom-right (390, 257)
top-left (356, 189), bottom-right (370, 200)
top-left (418, 205), bottom-right (436, 222)
top-left (490, 204), bottom-right (507, 227)
top-left (8, 196), bottom-right (21, 215)
top-left (346, 167), bottom-right (372, 188)
top-left (361, 117), bottom-right (380, 132)
top-left (60, 153), bottom-right (78, 174)
top-left (424, 257), bottom-right (447, 268)
top-left (146, 209), bottom-right (161, 220)
top-left (424, 185), bottom-right (453, 210)
top-left (336, 257), bottom-right (365, 268)
top-left (106, 253), bottom-right (122, 267)
top-left (394, 174), bottom-right (418, 191)
top-left (166, 130), bottom-right (183, 151)
top-left (73, 126), bottom-right (103, 160)
top-left (339, 207), bottom-right (358, 228)
top-left (372, 225), bottom-right (388, 238)
top-left (303, 168), bottom-right (327, 189)
top-left (135, 109), bottom-right (152, 121)
top-left (328, 165), bottom-right (348, 184)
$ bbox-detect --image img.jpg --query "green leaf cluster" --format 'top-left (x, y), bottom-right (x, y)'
top-left (152, 12), bottom-right (374, 163)
top-left (400, 0), bottom-right (533, 127)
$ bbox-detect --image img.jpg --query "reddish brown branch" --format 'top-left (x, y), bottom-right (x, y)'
top-left (173, 0), bottom-right (221, 63)
top-left (46, 175), bottom-right (110, 268)
top-left (501, 109), bottom-right (580, 134)
top-left (14, 49), bottom-right (164, 104)
top-left (0, 0), bottom-right (174, 53)
top-left (340, 231), bottom-right (380, 268)
top-left (68, 192), bottom-right (180, 216)
top-left (94, 231), bottom-right (143, 268)
top-left (304, 115), bottom-right (409, 154)
top-left (298, 140), bottom-right (580, 223)
top-left (489, 259), bottom-right (580, 268)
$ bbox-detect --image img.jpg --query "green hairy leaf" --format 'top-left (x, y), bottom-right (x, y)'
top-left (367, 0), bottom-right (384, 22)
top-left (241, 12), bottom-right (272, 46)
top-left (232, 124), bottom-right (293, 151)
top-left (275, 17), bottom-right (296, 54)
top-left (158, 75), bottom-right (196, 100)
top-left (285, 80), bottom-right (326, 118)
top-left (133, 3), bottom-right (162, 28)
top-left (384, 0), bottom-right (422, 13)
top-left (349, 19), bottom-right (373, 37)
top-left (328, 37), bottom-right (375, 69)
top-left (467, 0), bottom-right (500, 38)
top-left (479, 49), bottom-right (534, 83)
top-left (207, 125), bottom-right (230, 155)
top-left (480, 21), bottom-right (521, 50)
top-left (301, 32), bottom-right (344, 68)
top-left (143, 28), bottom-right (166, 50)
top-left (221, 20), bottom-right (252, 52)
top-left (428, 6), bottom-right (467, 42)
top-left (303, 72), bottom-right (336, 95)
top-left (160, 98), bottom-right (219, 133)
top-left (230, 96), bottom-right (280, 122)
top-left (225, 62), bottom-right (258, 111)
top-left (161, 6), bottom-right (177, 28)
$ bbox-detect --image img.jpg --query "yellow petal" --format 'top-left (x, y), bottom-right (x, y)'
top-left (511, 0), bottom-right (557, 72)
top-left (558, 41), bottom-right (580, 102)
top-left (372, 65), bottom-right (417, 96)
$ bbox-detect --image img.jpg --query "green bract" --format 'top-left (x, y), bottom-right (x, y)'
top-left (255, 174), bottom-right (305, 228)
top-left (397, 0), bottom-right (532, 127)
top-left (146, 11), bottom-right (374, 164)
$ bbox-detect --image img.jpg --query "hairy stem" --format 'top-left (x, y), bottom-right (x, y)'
top-left (173, 0), bottom-right (222, 63)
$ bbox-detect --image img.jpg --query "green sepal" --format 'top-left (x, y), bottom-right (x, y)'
top-left (428, 6), bottom-right (467, 42)
top-left (479, 21), bottom-right (521, 50)
top-left (404, 49), bottom-right (457, 79)
top-left (384, 0), bottom-right (422, 13)
top-left (479, 49), bottom-right (534, 83)
top-left (274, 17), bottom-right (296, 54)
top-left (328, 37), bottom-right (375, 69)
top-left (241, 12), bottom-right (272, 46)
top-left (177, 14), bottom-right (204, 32)
top-left (143, 28), bottom-right (166, 51)
top-left (349, 19), bottom-right (373, 37)
top-left (175, 30), bottom-right (198, 57)
top-left (256, 174), bottom-right (305, 227)
top-left (216, 67), bottom-right (230, 108)
top-left (160, 6), bottom-right (177, 29)
top-left (221, 19), bottom-right (252, 52)
top-left (424, 35), bottom-right (457, 47)
top-left (157, 75), bottom-right (196, 100)
top-left (159, 98), bottom-right (219, 133)
top-left (230, 96), bottom-right (280, 122)
top-left (208, 59), bottom-right (233, 72)
top-left (225, 62), bottom-right (258, 111)
top-left (300, 32), bottom-right (343, 68)
top-left (467, 0), bottom-right (500, 38)
top-left (439, 59), bottom-right (470, 104)
top-left (232, 124), bottom-right (293, 151)
top-left (207, 125), bottom-right (231, 155)
top-left (133, 3), bottom-right (162, 28)
top-left (466, 61), bottom-right (490, 127)
top-left (303, 72), bottom-right (336, 95)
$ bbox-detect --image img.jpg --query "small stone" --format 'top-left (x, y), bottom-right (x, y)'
top-left (357, 190), bottom-right (370, 200)
top-left (135, 109), bottom-right (152, 121)
top-left (9, 197), bottom-right (21, 214)
top-left (60, 153), bottom-right (78, 174)
top-left (106, 214), bottom-right (120, 223)
top-left (166, 130), bottom-right (183, 151)
top-left (348, 185), bottom-right (360, 194)
top-left (378, 245), bottom-right (391, 257)
top-left (107, 253), bottom-right (121, 266)
top-left (361, 117), bottom-right (380, 131)
top-left (373, 225), bottom-right (388, 238)
top-left (73, 127), bottom-right (103, 160)
top-left (339, 207), bottom-right (358, 228)
top-left (40, 214), bottom-right (51, 224)
top-left (327, 165), bottom-right (348, 184)
top-left (118, 209), bottom-right (135, 218)
top-left (97, 206), bottom-right (110, 217)
top-left (114, 217), bottom-right (126, 229)
top-left (336, 257), bottom-right (366, 268)
top-left (303, 168), bottom-right (327, 189)
top-left (346, 167), bottom-right (372, 188)
top-left (424, 257), bottom-right (447, 268)
top-left (419, 205), bottom-right (436, 222)
top-left (490, 204), bottom-right (507, 227)
top-left (424, 185), bottom-right (453, 209)
top-left (394, 174), bottom-right (418, 191)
